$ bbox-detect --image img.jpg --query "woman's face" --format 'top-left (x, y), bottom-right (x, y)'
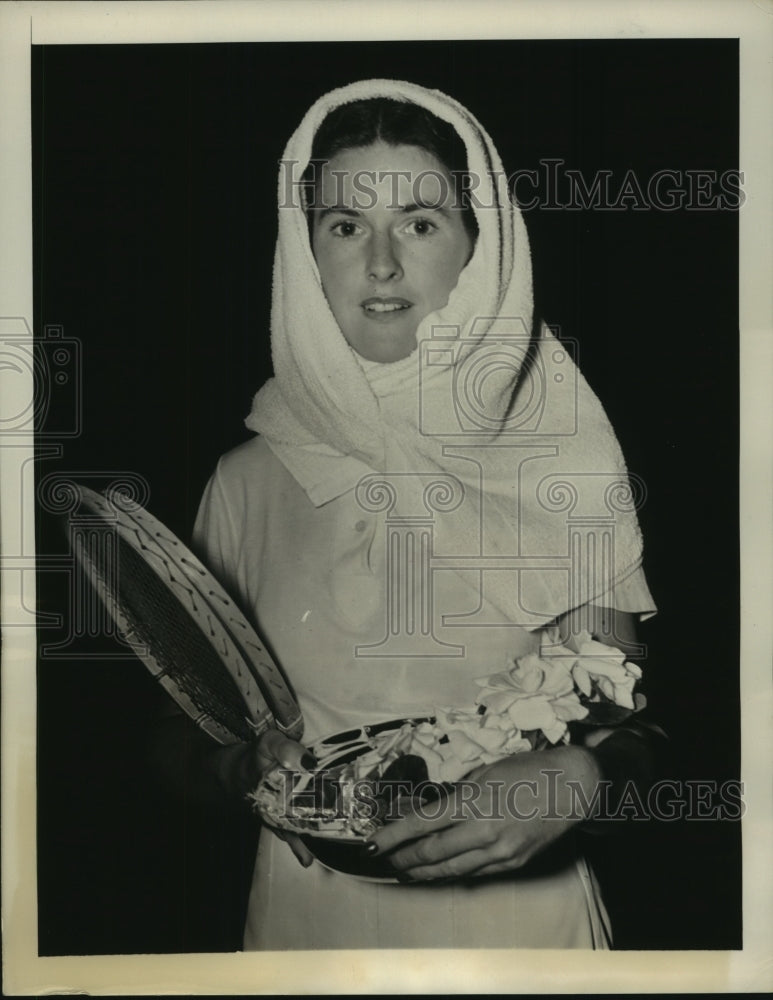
top-left (311, 141), bottom-right (473, 363)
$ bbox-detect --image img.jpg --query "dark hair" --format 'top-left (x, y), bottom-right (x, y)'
top-left (304, 97), bottom-right (478, 242)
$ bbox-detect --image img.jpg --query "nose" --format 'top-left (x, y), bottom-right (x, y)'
top-left (367, 232), bottom-right (403, 282)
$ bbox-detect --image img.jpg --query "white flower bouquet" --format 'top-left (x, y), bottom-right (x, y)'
top-left (250, 631), bottom-right (646, 846)
top-left (473, 629), bottom-right (646, 752)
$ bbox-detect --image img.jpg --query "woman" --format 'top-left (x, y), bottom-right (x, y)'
top-left (192, 79), bottom-right (658, 949)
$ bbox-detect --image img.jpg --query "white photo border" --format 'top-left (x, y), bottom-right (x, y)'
top-left (1, 0), bottom-right (771, 993)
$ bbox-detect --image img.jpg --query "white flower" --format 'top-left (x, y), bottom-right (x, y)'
top-left (540, 630), bottom-right (643, 710)
top-left (474, 649), bottom-right (589, 745)
top-left (353, 631), bottom-right (644, 788)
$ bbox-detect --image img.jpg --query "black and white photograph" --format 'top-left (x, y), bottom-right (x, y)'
top-left (1, 1), bottom-right (771, 994)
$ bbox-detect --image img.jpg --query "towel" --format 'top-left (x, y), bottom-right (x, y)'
top-left (245, 78), bottom-right (645, 629)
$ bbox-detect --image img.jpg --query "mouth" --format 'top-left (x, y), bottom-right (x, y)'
top-left (361, 297), bottom-right (413, 316)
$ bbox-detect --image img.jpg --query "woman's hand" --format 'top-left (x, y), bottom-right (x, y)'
top-left (367, 745), bottom-right (602, 881)
top-left (255, 727), bottom-right (317, 778)
top-left (250, 728), bottom-right (317, 869)
top-left (204, 726), bottom-right (317, 869)
top-left (149, 707), bottom-right (317, 867)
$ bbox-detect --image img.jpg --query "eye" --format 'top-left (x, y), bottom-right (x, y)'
top-left (330, 219), bottom-right (361, 237)
top-left (404, 217), bottom-right (438, 237)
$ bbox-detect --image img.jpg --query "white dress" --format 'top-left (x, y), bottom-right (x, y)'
top-left (193, 436), bottom-right (656, 950)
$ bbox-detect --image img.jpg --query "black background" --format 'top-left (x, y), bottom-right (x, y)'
top-left (33, 40), bottom-right (740, 953)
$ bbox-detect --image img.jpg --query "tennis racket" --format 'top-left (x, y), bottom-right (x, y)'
top-left (65, 483), bottom-right (303, 745)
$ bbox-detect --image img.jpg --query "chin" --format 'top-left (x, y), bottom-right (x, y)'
top-left (355, 335), bottom-right (418, 364)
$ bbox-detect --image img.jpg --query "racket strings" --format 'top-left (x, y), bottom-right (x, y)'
top-left (115, 537), bottom-right (256, 741)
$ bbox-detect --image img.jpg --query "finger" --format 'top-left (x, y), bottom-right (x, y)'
top-left (258, 729), bottom-right (316, 773)
top-left (387, 818), bottom-right (497, 872)
top-left (402, 846), bottom-right (502, 881)
top-left (369, 796), bottom-right (456, 854)
top-left (399, 832), bottom-right (538, 882)
top-left (271, 828), bottom-right (315, 868)
top-left (401, 838), bottom-right (536, 881)
top-left (285, 833), bottom-right (315, 868)
top-left (458, 857), bottom-right (524, 879)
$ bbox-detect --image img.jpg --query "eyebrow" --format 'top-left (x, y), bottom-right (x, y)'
top-left (314, 202), bottom-right (452, 222)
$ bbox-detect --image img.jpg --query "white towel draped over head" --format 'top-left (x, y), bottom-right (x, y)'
top-left (246, 78), bottom-right (645, 629)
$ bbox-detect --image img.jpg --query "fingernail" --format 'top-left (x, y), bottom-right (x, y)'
top-left (395, 872), bottom-right (415, 883)
top-left (301, 752), bottom-right (317, 771)
top-left (362, 841), bottom-right (380, 856)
